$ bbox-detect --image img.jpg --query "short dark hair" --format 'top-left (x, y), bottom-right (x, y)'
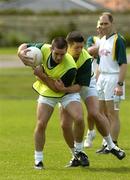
top-left (51, 37), bottom-right (68, 49)
top-left (66, 31), bottom-right (84, 44)
top-left (101, 12), bottom-right (113, 23)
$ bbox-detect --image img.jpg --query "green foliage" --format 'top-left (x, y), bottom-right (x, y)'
top-left (0, 31), bottom-right (25, 47)
top-left (0, 8), bottom-right (35, 15)
top-left (7, 32), bottom-right (29, 46)
top-left (0, 31), bottom-right (30, 47)
top-left (47, 27), bottom-right (68, 43)
top-left (0, 13), bottom-right (130, 47)
top-left (0, 8), bottom-right (103, 16)
top-left (124, 33), bottom-right (130, 47)
top-left (47, 21), bottom-right (77, 42)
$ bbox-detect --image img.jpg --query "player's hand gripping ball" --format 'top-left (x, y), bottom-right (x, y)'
top-left (26, 47), bottom-right (43, 67)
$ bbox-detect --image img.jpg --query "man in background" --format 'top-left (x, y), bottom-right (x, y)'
top-left (96, 12), bottom-right (127, 153)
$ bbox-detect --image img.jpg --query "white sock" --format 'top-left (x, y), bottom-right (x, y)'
top-left (103, 134), bottom-right (115, 150)
top-left (34, 151), bottom-right (43, 165)
top-left (70, 148), bottom-right (75, 157)
top-left (102, 138), bottom-right (107, 146)
top-left (87, 129), bottom-right (95, 134)
top-left (74, 141), bottom-right (83, 152)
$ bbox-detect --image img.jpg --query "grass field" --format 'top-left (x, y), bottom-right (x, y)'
top-left (0, 65), bottom-right (130, 180)
top-left (0, 47), bottom-right (17, 55)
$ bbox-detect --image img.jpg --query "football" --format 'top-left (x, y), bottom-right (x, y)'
top-left (26, 46), bottom-right (43, 66)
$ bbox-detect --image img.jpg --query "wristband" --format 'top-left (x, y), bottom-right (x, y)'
top-left (117, 82), bottom-right (123, 86)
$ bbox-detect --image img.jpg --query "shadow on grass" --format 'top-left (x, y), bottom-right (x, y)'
top-left (84, 166), bottom-right (130, 173)
top-left (39, 166), bottom-right (130, 174)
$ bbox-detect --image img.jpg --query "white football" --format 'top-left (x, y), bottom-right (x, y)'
top-left (26, 46), bottom-right (43, 66)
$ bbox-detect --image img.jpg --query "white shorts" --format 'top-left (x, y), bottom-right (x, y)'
top-left (86, 76), bottom-right (98, 98)
top-left (97, 73), bottom-right (125, 101)
top-left (37, 93), bottom-right (81, 108)
top-left (37, 95), bottom-right (60, 107)
top-left (80, 76), bottom-right (97, 101)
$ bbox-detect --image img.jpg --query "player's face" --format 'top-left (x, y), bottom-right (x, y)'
top-left (68, 42), bottom-right (84, 59)
top-left (97, 27), bottom-right (104, 38)
top-left (99, 15), bottom-right (112, 36)
top-left (51, 47), bottom-right (67, 64)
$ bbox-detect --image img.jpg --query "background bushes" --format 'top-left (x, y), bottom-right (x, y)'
top-left (0, 13), bottom-right (130, 47)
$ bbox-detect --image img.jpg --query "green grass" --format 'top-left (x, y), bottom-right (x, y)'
top-left (126, 47), bottom-right (130, 54)
top-left (0, 47), bottom-right (17, 55)
top-left (0, 66), bottom-right (130, 180)
top-left (0, 68), bottom-right (37, 99)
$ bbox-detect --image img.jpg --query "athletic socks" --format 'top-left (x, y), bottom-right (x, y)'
top-left (34, 151), bottom-right (43, 165)
top-left (103, 134), bottom-right (115, 150)
top-left (74, 141), bottom-right (84, 152)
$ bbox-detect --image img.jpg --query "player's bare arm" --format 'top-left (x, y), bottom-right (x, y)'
top-left (114, 63), bottom-right (127, 96)
top-left (33, 65), bottom-right (59, 92)
top-left (55, 80), bottom-right (81, 93)
top-left (87, 45), bottom-right (99, 58)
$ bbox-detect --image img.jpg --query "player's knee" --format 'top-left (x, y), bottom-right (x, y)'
top-left (37, 120), bottom-right (47, 132)
top-left (76, 113), bottom-right (83, 122)
top-left (61, 120), bottom-right (71, 131)
top-left (74, 114), bottom-right (84, 126)
top-left (88, 110), bottom-right (99, 119)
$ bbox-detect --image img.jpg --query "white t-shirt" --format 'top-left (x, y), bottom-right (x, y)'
top-left (98, 34), bottom-right (120, 74)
